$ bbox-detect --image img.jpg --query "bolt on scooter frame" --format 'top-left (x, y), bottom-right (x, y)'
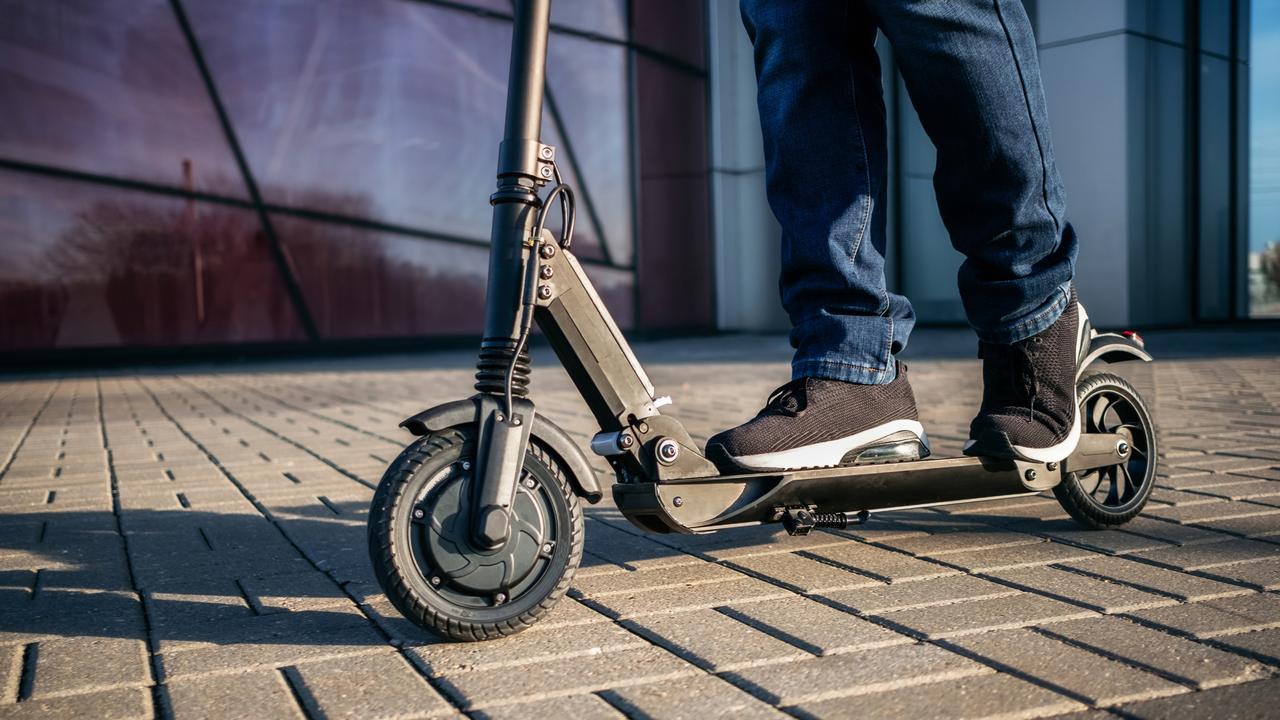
top-left (446, 0), bottom-right (1152, 541)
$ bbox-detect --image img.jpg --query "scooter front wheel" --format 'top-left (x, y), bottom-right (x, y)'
top-left (368, 428), bottom-right (583, 641)
top-left (1054, 372), bottom-right (1157, 529)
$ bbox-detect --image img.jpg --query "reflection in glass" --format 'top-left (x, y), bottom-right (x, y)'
top-left (273, 212), bottom-right (635, 339)
top-left (272, 214), bottom-right (490, 339)
top-left (0, 171), bottom-right (304, 349)
top-left (550, 0), bottom-right (627, 40)
top-left (452, 0), bottom-right (627, 39)
top-left (1250, 2), bottom-right (1280, 317)
top-left (0, 0), bottom-right (246, 196)
top-left (184, 0), bottom-right (626, 263)
top-left (547, 31), bottom-right (633, 265)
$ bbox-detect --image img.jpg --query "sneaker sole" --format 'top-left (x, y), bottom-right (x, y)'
top-left (717, 419), bottom-right (928, 472)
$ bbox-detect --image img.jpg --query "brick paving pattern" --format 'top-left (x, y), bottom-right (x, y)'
top-left (1, 328), bottom-right (1278, 718)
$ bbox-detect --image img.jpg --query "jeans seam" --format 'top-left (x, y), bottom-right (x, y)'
top-left (883, 315), bottom-right (894, 374)
top-left (795, 358), bottom-right (886, 373)
top-left (993, 0), bottom-right (1061, 235)
top-left (843, 5), bottom-right (872, 268)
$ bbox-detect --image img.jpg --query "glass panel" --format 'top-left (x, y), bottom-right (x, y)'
top-left (0, 0), bottom-right (246, 196)
top-left (271, 214), bottom-right (489, 339)
top-left (631, 0), bottom-right (705, 70)
top-left (184, 0), bottom-right (610, 261)
top-left (1249, 2), bottom-right (1280, 317)
top-left (1198, 56), bottom-right (1232, 320)
top-left (0, 171), bottom-right (305, 350)
top-left (272, 211), bottom-right (632, 338)
top-left (551, 0), bottom-right (627, 39)
top-left (458, 0), bottom-right (628, 39)
top-left (546, 31), bottom-right (633, 265)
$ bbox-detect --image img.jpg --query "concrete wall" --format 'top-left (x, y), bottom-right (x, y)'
top-left (707, 0), bottom-right (787, 332)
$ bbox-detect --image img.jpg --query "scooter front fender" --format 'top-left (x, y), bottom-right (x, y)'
top-left (400, 398), bottom-right (604, 503)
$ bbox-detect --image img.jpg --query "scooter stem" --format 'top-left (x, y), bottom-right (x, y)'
top-left (470, 0), bottom-right (554, 549)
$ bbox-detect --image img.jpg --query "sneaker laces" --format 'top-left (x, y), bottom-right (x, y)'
top-left (761, 378), bottom-right (808, 417)
top-left (982, 338), bottom-right (1043, 423)
top-left (1015, 337), bottom-right (1043, 423)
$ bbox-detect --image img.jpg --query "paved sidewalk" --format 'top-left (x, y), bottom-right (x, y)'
top-left (2, 328), bottom-right (1279, 719)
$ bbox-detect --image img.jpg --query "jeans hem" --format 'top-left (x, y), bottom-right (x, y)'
top-left (974, 283), bottom-right (1071, 344)
top-left (792, 358), bottom-right (896, 385)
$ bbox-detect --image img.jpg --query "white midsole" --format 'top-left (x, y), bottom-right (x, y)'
top-left (731, 419), bottom-right (926, 470)
top-left (962, 408), bottom-right (1082, 463)
top-left (1012, 409), bottom-right (1082, 461)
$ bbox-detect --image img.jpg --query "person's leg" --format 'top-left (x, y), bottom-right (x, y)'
top-left (865, 0), bottom-right (1075, 338)
top-left (866, 0), bottom-right (1084, 461)
top-left (742, 0), bottom-right (914, 386)
top-left (706, 0), bottom-right (925, 472)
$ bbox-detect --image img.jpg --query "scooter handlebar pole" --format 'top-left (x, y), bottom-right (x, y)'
top-left (469, 0), bottom-right (554, 550)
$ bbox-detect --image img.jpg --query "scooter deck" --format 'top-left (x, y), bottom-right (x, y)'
top-left (614, 431), bottom-right (1130, 534)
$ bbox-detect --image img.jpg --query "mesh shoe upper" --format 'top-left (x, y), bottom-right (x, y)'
top-left (967, 289), bottom-right (1082, 457)
top-left (706, 362), bottom-right (921, 460)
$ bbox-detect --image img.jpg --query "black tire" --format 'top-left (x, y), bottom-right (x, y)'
top-left (368, 428), bottom-right (584, 641)
top-left (1053, 372), bottom-right (1157, 529)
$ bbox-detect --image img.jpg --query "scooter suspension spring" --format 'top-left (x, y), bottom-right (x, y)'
top-left (474, 339), bottom-right (531, 397)
top-left (814, 510), bottom-right (870, 529)
top-left (811, 512), bottom-right (852, 529)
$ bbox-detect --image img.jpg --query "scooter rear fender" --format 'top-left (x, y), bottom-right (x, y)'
top-left (1079, 331), bottom-right (1152, 379)
top-left (401, 398), bottom-right (604, 503)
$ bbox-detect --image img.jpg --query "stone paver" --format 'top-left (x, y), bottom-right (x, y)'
top-left (599, 672), bottom-right (787, 719)
top-left (719, 596), bottom-right (912, 655)
top-left (943, 628), bottom-right (1187, 706)
top-left (877, 591), bottom-right (1097, 639)
top-left (725, 642), bottom-right (989, 706)
top-left (794, 671), bottom-right (1085, 720)
top-left (624, 608), bottom-right (808, 671)
top-left (989, 565), bottom-right (1176, 613)
top-left (1108, 676), bottom-right (1280, 719)
top-left (1126, 593), bottom-right (1280, 639)
top-left (2, 330), bottom-right (1278, 717)
top-left (472, 695), bottom-right (621, 720)
top-left (1038, 616), bottom-right (1269, 689)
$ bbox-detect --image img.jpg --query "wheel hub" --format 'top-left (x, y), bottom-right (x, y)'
top-left (414, 466), bottom-right (550, 596)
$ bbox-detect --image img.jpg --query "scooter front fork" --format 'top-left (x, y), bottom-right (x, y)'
top-left (470, 394), bottom-right (536, 549)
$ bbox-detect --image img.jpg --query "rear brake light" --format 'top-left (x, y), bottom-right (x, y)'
top-left (1121, 330), bottom-right (1144, 348)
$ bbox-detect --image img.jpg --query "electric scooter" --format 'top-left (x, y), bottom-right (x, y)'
top-left (367, 0), bottom-right (1157, 641)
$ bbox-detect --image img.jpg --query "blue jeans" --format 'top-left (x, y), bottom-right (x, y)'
top-left (740, 0), bottom-right (1078, 384)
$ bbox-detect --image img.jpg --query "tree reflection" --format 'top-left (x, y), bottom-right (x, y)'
top-left (3, 181), bottom-right (490, 349)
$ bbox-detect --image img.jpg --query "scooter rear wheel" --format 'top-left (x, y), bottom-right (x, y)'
top-left (1054, 372), bottom-right (1157, 529)
top-left (368, 428), bottom-right (583, 641)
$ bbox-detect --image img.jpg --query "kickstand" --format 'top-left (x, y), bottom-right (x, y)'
top-left (780, 506), bottom-right (869, 536)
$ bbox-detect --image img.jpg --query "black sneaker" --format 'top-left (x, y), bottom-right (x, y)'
top-left (964, 289), bottom-right (1090, 463)
top-left (705, 362), bottom-right (930, 472)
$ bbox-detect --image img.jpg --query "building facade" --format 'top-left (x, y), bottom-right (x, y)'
top-left (0, 0), bottom-right (712, 354)
top-left (0, 0), bottom-right (1274, 357)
